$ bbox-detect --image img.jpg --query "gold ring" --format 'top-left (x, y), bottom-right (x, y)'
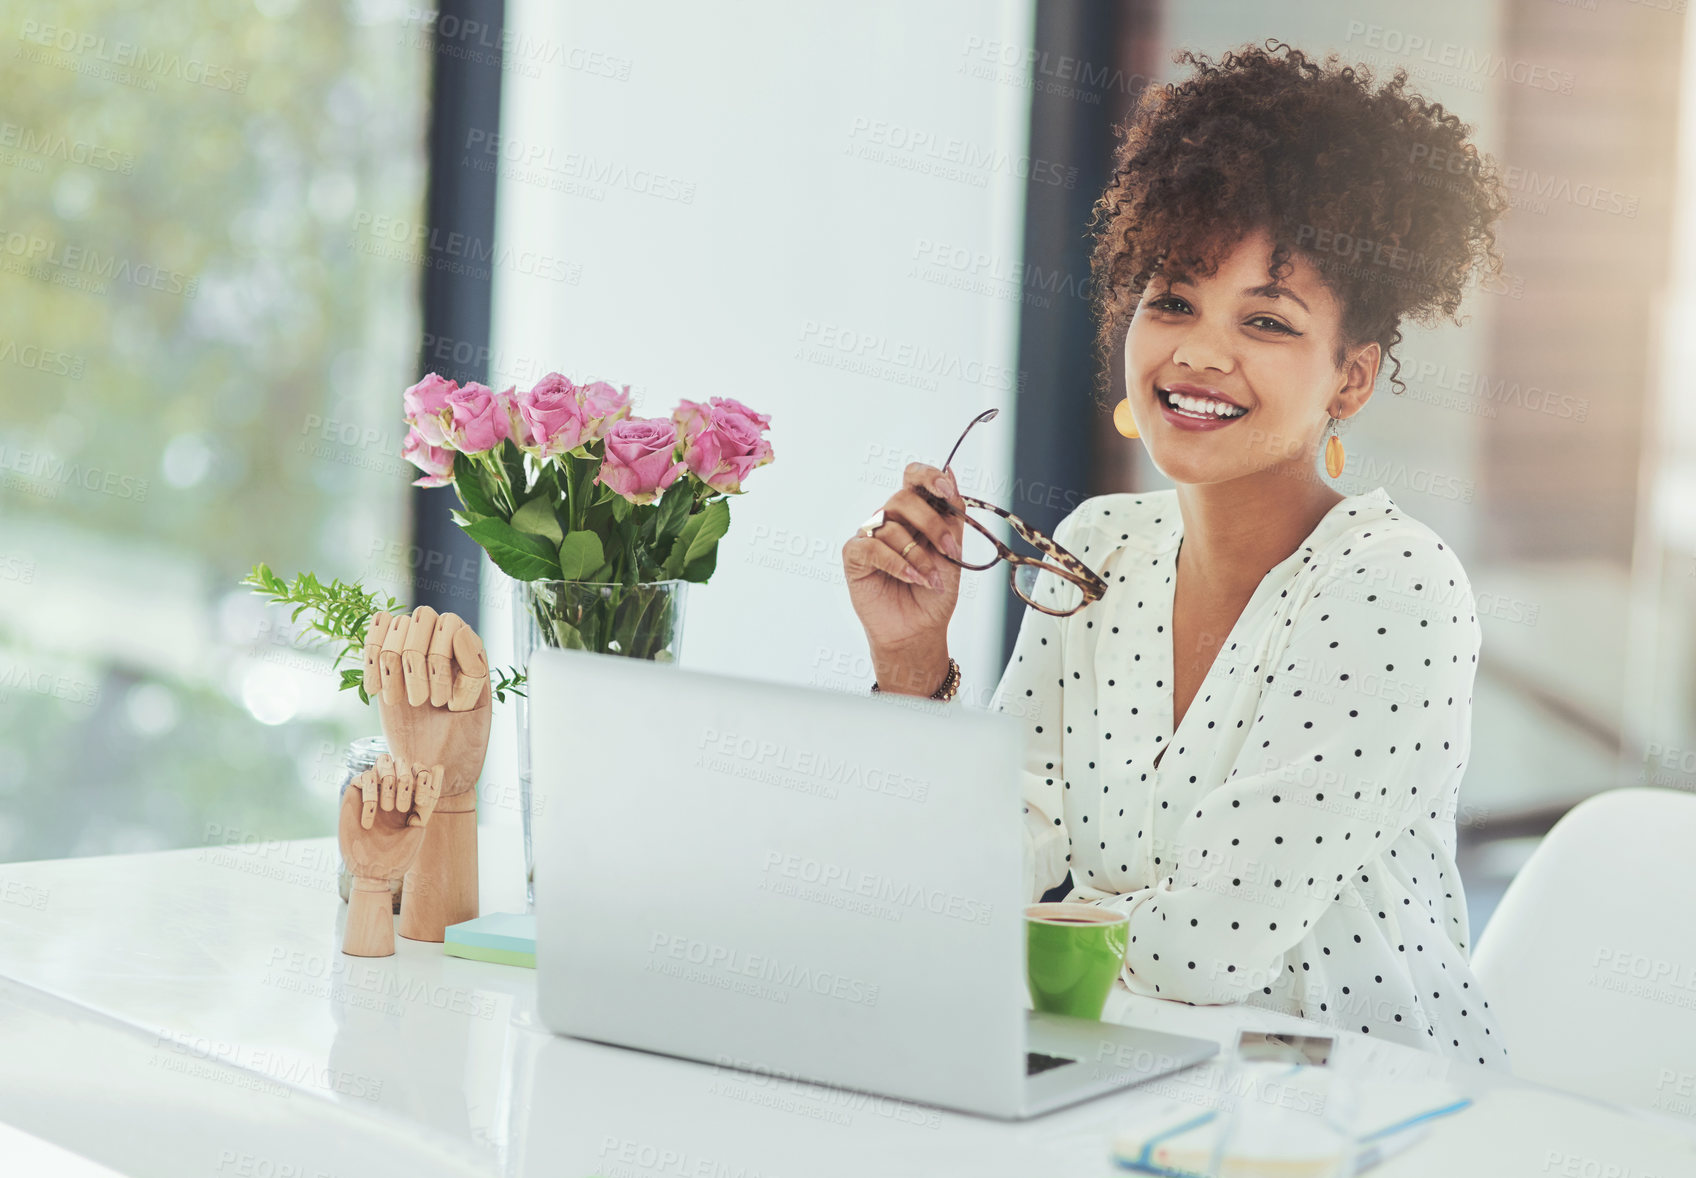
top-left (900, 540), bottom-right (918, 558)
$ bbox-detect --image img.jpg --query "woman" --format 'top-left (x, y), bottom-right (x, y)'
top-left (841, 42), bottom-right (1512, 1069)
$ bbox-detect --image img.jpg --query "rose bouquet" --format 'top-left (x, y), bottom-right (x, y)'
top-left (401, 371), bottom-right (774, 659)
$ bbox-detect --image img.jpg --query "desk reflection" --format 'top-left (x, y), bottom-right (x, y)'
top-left (510, 1029), bottom-right (1193, 1177)
top-left (325, 914), bottom-right (523, 1168)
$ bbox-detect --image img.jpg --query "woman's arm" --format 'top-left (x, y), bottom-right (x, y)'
top-left (1098, 530), bottom-right (1482, 1004)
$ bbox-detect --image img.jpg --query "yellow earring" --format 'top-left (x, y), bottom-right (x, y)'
top-left (1113, 397), bottom-right (1140, 439)
top-left (1324, 415), bottom-right (1345, 478)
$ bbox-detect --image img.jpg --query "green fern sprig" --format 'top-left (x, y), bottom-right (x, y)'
top-left (241, 563), bottom-right (526, 705)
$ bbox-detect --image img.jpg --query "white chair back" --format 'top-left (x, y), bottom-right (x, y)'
top-left (1472, 787), bottom-right (1696, 1116)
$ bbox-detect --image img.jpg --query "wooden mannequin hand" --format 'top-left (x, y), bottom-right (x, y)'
top-left (338, 754), bottom-right (440, 957)
top-left (362, 606), bottom-right (492, 810)
top-left (362, 606), bottom-right (491, 942)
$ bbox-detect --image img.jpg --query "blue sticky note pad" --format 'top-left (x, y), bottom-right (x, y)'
top-left (444, 912), bottom-right (536, 967)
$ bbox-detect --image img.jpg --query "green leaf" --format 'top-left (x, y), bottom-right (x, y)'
top-left (647, 479), bottom-right (694, 549)
top-left (241, 563), bottom-right (283, 595)
top-left (662, 497), bottom-right (730, 584)
top-left (532, 463), bottom-right (562, 507)
top-left (462, 517), bottom-right (563, 581)
top-left (583, 495), bottom-right (614, 534)
top-left (682, 545), bottom-right (720, 583)
top-left (501, 437), bottom-right (527, 497)
top-left (609, 493), bottom-right (633, 523)
top-left (574, 450), bottom-right (601, 491)
top-left (511, 495), bottom-right (563, 544)
top-left (491, 666), bottom-right (528, 703)
top-left (556, 530), bottom-right (605, 581)
top-left (680, 497), bottom-right (730, 572)
top-left (553, 616), bottom-right (592, 650)
top-left (453, 452), bottom-right (500, 518)
top-left (610, 589), bottom-right (646, 654)
top-left (663, 512), bottom-right (706, 580)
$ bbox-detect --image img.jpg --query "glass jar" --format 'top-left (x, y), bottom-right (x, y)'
top-left (335, 734), bottom-right (403, 912)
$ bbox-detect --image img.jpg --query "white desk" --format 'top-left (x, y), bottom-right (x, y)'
top-left (0, 828), bottom-right (1692, 1177)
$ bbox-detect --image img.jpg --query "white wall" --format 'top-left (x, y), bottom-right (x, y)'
top-left (487, 0), bottom-right (1034, 697)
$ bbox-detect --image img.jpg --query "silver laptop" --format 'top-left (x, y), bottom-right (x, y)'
top-left (528, 649), bottom-right (1217, 1119)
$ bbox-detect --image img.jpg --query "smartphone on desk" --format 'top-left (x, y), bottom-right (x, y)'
top-left (1234, 1030), bottom-right (1335, 1067)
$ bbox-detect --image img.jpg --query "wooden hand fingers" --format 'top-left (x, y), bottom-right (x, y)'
top-left (355, 766), bottom-right (379, 830)
top-left (379, 613), bottom-right (410, 704)
top-left (401, 605), bottom-right (438, 705)
top-left (427, 613), bottom-right (465, 707)
top-left (395, 758), bottom-right (415, 813)
top-left (376, 753), bottom-right (397, 812)
top-left (372, 606), bottom-right (484, 713)
top-left (362, 612), bottom-right (393, 696)
top-left (448, 624), bottom-right (489, 712)
top-left (407, 764), bottom-right (443, 828)
top-left (349, 760), bottom-right (435, 832)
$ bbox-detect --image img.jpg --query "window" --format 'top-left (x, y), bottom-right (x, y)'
top-left (0, 1), bottom-right (431, 859)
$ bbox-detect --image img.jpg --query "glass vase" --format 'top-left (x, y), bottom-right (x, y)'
top-left (513, 579), bottom-right (688, 907)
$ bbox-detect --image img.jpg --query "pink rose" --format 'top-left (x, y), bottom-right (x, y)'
top-left (671, 398), bottom-right (711, 439)
top-left (708, 395), bottom-right (771, 429)
top-left (514, 374), bottom-right (633, 458)
top-left (577, 380), bottom-right (632, 444)
top-left (403, 373), bottom-right (458, 446)
top-left (515, 373), bottom-right (586, 457)
top-left (595, 416), bottom-right (687, 505)
top-left (673, 397), bottom-right (775, 494)
top-left (445, 381), bottom-right (512, 454)
top-left (403, 427), bottom-right (455, 487)
top-left (500, 387), bottom-right (528, 446)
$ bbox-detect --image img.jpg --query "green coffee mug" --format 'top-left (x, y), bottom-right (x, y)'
top-left (1025, 902), bottom-right (1129, 1020)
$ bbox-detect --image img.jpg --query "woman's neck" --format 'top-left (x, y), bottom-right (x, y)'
top-left (1173, 472), bottom-right (1346, 597)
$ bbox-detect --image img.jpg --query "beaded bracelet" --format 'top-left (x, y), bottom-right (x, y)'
top-left (871, 657), bottom-right (960, 702)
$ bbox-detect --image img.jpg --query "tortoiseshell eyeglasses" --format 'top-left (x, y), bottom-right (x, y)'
top-left (917, 408), bottom-right (1108, 618)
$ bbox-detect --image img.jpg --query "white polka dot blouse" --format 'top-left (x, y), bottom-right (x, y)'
top-left (998, 485), bottom-right (1510, 1070)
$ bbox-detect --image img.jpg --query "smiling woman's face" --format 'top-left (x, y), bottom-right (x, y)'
top-left (1123, 225), bottom-right (1376, 488)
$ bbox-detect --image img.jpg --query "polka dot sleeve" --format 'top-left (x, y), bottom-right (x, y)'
top-left (1111, 532), bottom-right (1481, 1004)
top-left (989, 512), bottom-right (1081, 905)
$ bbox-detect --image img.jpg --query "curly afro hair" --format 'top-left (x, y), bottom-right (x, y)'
top-left (1088, 40), bottom-right (1511, 399)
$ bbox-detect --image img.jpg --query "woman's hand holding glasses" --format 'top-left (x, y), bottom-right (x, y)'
top-left (843, 409), bottom-right (1108, 696)
top-left (841, 460), bottom-right (966, 696)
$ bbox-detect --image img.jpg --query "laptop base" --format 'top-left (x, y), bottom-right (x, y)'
top-left (1021, 1011), bottom-right (1218, 1118)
